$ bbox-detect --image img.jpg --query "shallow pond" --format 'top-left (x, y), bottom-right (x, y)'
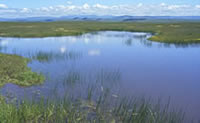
top-left (0, 31), bottom-right (200, 121)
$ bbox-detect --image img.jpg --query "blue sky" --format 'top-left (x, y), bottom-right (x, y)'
top-left (1, 0), bottom-right (200, 8)
top-left (0, 0), bottom-right (200, 17)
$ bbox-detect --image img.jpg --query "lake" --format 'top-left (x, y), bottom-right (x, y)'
top-left (0, 31), bottom-right (200, 121)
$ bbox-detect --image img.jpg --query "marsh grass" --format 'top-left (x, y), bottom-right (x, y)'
top-left (0, 54), bottom-right (191, 122)
top-left (0, 21), bottom-right (200, 43)
top-left (0, 70), bottom-right (188, 123)
top-left (30, 51), bottom-right (81, 63)
top-left (0, 53), bottom-right (45, 87)
top-left (0, 86), bottom-right (186, 123)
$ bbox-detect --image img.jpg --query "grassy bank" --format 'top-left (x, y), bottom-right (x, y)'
top-left (0, 53), bottom-right (45, 87)
top-left (0, 21), bottom-right (200, 43)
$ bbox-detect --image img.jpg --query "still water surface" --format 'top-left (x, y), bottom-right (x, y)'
top-left (0, 31), bottom-right (200, 120)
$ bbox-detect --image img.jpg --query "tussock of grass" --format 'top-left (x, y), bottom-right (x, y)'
top-left (0, 53), bottom-right (45, 87)
top-left (0, 21), bottom-right (200, 43)
top-left (0, 91), bottom-right (186, 123)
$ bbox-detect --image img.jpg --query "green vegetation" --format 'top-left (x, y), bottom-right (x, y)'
top-left (0, 53), bottom-right (45, 87)
top-left (0, 21), bottom-right (197, 122)
top-left (0, 70), bottom-right (186, 123)
top-left (0, 63), bottom-right (189, 123)
top-left (29, 51), bottom-right (81, 63)
top-left (0, 21), bottom-right (200, 43)
top-left (0, 90), bottom-right (185, 123)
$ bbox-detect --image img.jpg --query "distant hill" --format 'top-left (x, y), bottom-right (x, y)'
top-left (0, 15), bottom-right (200, 22)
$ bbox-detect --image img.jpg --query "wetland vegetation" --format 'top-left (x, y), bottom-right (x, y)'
top-left (0, 21), bottom-right (200, 43)
top-left (0, 23), bottom-right (199, 122)
top-left (0, 84), bottom-right (186, 123)
top-left (0, 53), bottom-right (44, 87)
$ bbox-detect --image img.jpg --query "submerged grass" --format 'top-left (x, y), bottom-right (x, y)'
top-left (0, 89), bottom-right (186, 123)
top-left (0, 21), bottom-right (200, 43)
top-left (0, 53), bottom-right (45, 87)
top-left (29, 51), bottom-right (81, 63)
top-left (0, 68), bottom-right (190, 122)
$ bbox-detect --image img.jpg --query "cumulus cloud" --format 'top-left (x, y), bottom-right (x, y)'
top-left (0, 4), bottom-right (7, 9)
top-left (137, 3), bottom-right (143, 7)
top-left (93, 4), bottom-right (109, 9)
top-left (20, 8), bottom-right (31, 13)
top-left (0, 3), bottom-right (200, 18)
top-left (166, 5), bottom-right (190, 10)
top-left (83, 3), bottom-right (90, 9)
top-left (160, 3), bottom-right (166, 6)
top-left (40, 7), bottom-right (50, 12)
top-left (196, 5), bottom-right (200, 9)
top-left (67, 1), bottom-right (72, 5)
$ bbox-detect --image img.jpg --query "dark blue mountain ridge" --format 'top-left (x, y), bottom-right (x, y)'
top-left (0, 15), bottom-right (200, 22)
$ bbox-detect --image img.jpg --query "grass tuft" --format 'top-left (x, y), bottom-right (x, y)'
top-left (0, 53), bottom-right (45, 87)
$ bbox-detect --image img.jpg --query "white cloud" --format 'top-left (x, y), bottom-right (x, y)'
top-left (67, 5), bottom-right (76, 10)
top-left (93, 4), bottom-right (109, 9)
top-left (137, 3), bottom-right (143, 7)
top-left (41, 7), bottom-right (49, 12)
top-left (166, 5), bottom-right (190, 10)
top-left (56, 5), bottom-right (66, 9)
top-left (20, 8), bottom-right (30, 13)
top-left (196, 5), bottom-right (200, 9)
top-left (160, 3), bottom-right (166, 7)
top-left (167, 5), bottom-right (179, 10)
top-left (83, 3), bottom-right (90, 9)
top-left (0, 4), bottom-right (7, 9)
top-left (49, 6), bottom-right (54, 10)
top-left (0, 3), bottom-right (200, 18)
top-left (67, 1), bottom-right (72, 5)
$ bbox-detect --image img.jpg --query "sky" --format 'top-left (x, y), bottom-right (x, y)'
top-left (0, 0), bottom-right (200, 18)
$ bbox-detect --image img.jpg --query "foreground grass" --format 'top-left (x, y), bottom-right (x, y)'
top-left (0, 58), bottom-right (189, 123)
top-left (0, 92), bottom-right (185, 123)
top-left (0, 53), bottom-right (45, 87)
top-left (0, 21), bottom-right (200, 43)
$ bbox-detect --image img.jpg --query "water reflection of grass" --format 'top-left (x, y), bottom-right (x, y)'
top-left (0, 53), bottom-right (44, 87)
top-left (63, 72), bottom-right (81, 86)
top-left (96, 69), bottom-right (121, 85)
top-left (28, 51), bottom-right (81, 63)
top-left (61, 69), bottom-right (121, 88)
